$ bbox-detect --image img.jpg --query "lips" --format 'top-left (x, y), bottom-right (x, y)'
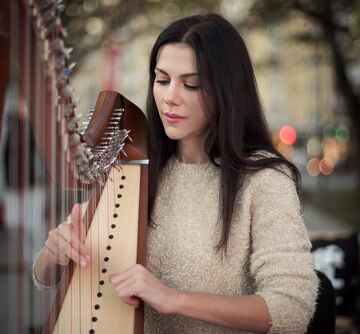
top-left (163, 112), bottom-right (186, 119)
top-left (163, 112), bottom-right (186, 123)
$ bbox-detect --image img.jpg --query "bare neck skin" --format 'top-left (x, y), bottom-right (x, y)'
top-left (177, 135), bottom-right (208, 164)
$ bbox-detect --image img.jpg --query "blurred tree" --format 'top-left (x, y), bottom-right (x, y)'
top-left (247, 0), bottom-right (360, 184)
top-left (62, 0), bottom-right (219, 68)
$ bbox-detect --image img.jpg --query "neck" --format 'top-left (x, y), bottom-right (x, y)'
top-left (177, 138), bottom-right (208, 163)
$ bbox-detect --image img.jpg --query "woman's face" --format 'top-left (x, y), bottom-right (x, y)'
top-left (153, 43), bottom-right (208, 144)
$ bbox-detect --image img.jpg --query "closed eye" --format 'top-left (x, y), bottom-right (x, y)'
top-left (155, 80), bottom-right (169, 85)
top-left (184, 84), bottom-right (200, 91)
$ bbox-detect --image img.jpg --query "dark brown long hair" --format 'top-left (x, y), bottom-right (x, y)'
top-left (147, 14), bottom-right (301, 252)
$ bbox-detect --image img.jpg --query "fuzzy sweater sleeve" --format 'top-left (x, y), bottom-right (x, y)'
top-left (249, 168), bottom-right (318, 334)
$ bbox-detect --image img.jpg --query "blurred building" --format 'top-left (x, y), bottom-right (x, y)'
top-left (248, 14), bottom-right (342, 132)
top-left (245, 14), bottom-right (353, 177)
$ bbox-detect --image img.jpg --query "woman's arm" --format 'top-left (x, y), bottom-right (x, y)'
top-left (173, 291), bottom-right (270, 333)
top-left (249, 167), bottom-right (318, 333)
top-left (33, 247), bottom-right (65, 288)
top-left (110, 264), bottom-right (270, 333)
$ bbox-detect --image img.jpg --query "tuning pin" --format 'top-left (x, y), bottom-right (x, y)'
top-left (114, 164), bottom-right (122, 173)
top-left (55, 18), bottom-right (68, 37)
top-left (121, 149), bottom-right (128, 157)
top-left (56, 0), bottom-right (66, 12)
top-left (32, 4), bottom-right (38, 17)
top-left (63, 62), bottom-right (76, 76)
top-left (70, 133), bottom-right (81, 145)
top-left (43, 7), bottom-right (56, 25)
top-left (52, 39), bottom-right (73, 59)
top-left (63, 86), bottom-right (80, 108)
top-left (40, 26), bottom-right (47, 40)
top-left (66, 119), bottom-right (77, 131)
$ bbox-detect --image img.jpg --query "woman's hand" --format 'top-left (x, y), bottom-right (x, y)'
top-left (44, 203), bottom-right (89, 267)
top-left (109, 264), bottom-right (179, 314)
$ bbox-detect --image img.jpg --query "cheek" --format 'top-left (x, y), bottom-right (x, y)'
top-left (153, 85), bottom-right (161, 110)
top-left (191, 98), bottom-right (207, 126)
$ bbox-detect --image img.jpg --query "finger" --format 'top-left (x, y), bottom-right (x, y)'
top-left (123, 296), bottom-right (140, 307)
top-left (70, 203), bottom-right (82, 236)
top-left (57, 223), bottom-right (88, 261)
top-left (69, 204), bottom-right (89, 260)
top-left (51, 232), bottom-right (87, 267)
top-left (67, 244), bottom-right (88, 267)
top-left (110, 264), bottom-right (145, 285)
top-left (114, 279), bottom-right (141, 305)
top-left (61, 240), bottom-right (88, 267)
top-left (44, 240), bottom-right (69, 265)
top-left (109, 273), bottom-right (129, 287)
top-left (46, 226), bottom-right (86, 266)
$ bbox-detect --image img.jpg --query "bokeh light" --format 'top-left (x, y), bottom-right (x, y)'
top-left (307, 136), bottom-right (322, 156)
top-left (279, 125), bottom-right (296, 145)
top-left (85, 17), bottom-right (104, 35)
top-left (322, 138), bottom-right (340, 164)
top-left (335, 124), bottom-right (350, 143)
top-left (319, 157), bottom-right (334, 175)
top-left (306, 157), bottom-right (320, 176)
top-left (66, 4), bottom-right (82, 16)
top-left (323, 125), bottom-right (335, 138)
top-left (83, 0), bottom-right (99, 13)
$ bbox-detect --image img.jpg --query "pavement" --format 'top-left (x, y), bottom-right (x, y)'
top-left (303, 202), bottom-right (351, 232)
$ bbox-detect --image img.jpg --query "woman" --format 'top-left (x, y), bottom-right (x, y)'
top-left (34, 14), bottom-right (318, 333)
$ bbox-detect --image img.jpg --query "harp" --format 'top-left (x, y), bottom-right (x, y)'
top-left (2, 1), bottom-right (149, 332)
top-left (44, 90), bottom-right (149, 334)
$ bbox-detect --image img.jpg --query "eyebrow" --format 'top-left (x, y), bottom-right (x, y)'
top-left (155, 67), bottom-right (198, 78)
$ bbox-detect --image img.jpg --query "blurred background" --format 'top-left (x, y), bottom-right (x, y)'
top-left (62, 0), bottom-right (360, 231)
top-left (0, 0), bottom-right (359, 333)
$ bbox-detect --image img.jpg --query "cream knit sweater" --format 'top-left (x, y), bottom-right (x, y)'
top-left (33, 156), bottom-right (318, 333)
top-left (145, 157), bottom-right (318, 334)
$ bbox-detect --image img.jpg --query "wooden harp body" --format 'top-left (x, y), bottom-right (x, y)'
top-left (44, 91), bottom-right (148, 334)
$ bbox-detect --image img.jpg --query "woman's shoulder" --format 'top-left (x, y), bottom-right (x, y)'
top-left (248, 149), bottom-right (278, 161)
top-left (245, 150), bottom-right (298, 195)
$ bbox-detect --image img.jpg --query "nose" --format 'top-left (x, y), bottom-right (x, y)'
top-left (164, 82), bottom-right (181, 106)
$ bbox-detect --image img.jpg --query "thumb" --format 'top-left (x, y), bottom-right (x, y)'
top-left (70, 203), bottom-right (82, 233)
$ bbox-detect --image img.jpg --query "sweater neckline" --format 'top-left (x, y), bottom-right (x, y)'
top-left (172, 155), bottom-right (210, 166)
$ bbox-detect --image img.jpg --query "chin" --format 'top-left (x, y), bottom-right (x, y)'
top-left (163, 128), bottom-right (185, 141)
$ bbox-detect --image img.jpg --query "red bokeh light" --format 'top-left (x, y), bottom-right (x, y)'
top-left (279, 125), bottom-right (297, 145)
